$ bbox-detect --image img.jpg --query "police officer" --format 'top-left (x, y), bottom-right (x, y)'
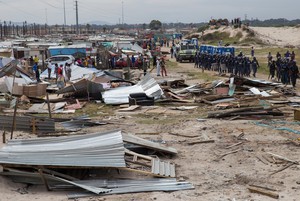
top-left (251, 57), bottom-right (259, 77)
top-left (289, 61), bottom-right (299, 87)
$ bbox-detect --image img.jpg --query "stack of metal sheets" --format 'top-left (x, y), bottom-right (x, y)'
top-left (0, 130), bottom-right (126, 167)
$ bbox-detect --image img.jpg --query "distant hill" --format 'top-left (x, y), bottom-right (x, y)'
top-left (244, 18), bottom-right (300, 27)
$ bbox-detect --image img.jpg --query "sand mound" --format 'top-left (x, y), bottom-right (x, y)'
top-left (199, 25), bottom-right (300, 47)
top-left (251, 26), bottom-right (300, 47)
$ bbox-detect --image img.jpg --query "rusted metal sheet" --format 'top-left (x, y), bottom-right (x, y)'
top-left (0, 115), bottom-right (55, 133)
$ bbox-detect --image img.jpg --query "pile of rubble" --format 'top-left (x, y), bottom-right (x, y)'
top-left (0, 130), bottom-right (194, 198)
top-left (1, 59), bottom-right (300, 199)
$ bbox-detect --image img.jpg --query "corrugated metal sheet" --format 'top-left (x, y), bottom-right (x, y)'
top-left (61, 119), bottom-right (107, 131)
top-left (122, 133), bottom-right (178, 155)
top-left (68, 178), bottom-right (194, 198)
top-left (151, 158), bottom-right (176, 177)
top-left (102, 74), bottom-right (163, 105)
top-left (0, 115), bottom-right (55, 133)
top-left (1, 169), bottom-right (193, 197)
top-left (0, 60), bottom-right (17, 77)
top-left (0, 168), bottom-right (112, 194)
top-left (0, 130), bottom-right (126, 167)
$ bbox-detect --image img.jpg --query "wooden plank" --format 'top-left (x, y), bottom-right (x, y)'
top-left (169, 132), bottom-right (199, 138)
top-left (248, 186), bottom-right (279, 199)
top-left (187, 139), bottom-right (215, 145)
top-left (266, 152), bottom-right (299, 164)
top-left (225, 142), bottom-right (243, 149)
top-left (167, 92), bottom-right (184, 100)
top-left (270, 163), bottom-right (295, 176)
top-left (122, 133), bottom-right (178, 154)
top-left (118, 105), bottom-right (141, 112)
top-left (124, 148), bottom-right (153, 161)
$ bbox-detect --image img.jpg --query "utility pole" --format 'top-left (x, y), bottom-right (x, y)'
top-left (75, 0), bottom-right (79, 35)
top-left (122, 1), bottom-right (124, 26)
top-left (45, 8), bottom-right (48, 25)
top-left (63, 0), bottom-right (66, 34)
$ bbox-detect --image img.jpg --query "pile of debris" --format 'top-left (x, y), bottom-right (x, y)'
top-left (160, 76), bottom-right (300, 120)
top-left (0, 130), bottom-right (194, 198)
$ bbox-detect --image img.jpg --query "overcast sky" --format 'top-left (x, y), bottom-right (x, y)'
top-left (0, 0), bottom-right (299, 25)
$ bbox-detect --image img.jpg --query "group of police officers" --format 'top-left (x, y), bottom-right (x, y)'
top-left (193, 50), bottom-right (299, 87)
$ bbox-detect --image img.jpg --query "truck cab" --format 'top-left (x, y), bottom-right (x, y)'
top-left (176, 43), bottom-right (197, 63)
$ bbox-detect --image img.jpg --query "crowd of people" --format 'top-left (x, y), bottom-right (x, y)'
top-left (193, 49), bottom-right (299, 87)
top-left (74, 56), bottom-right (96, 68)
top-left (194, 52), bottom-right (260, 77)
top-left (267, 50), bottom-right (299, 87)
top-left (20, 55), bottom-right (74, 89)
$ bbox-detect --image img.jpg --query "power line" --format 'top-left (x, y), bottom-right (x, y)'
top-left (39, 0), bottom-right (62, 9)
top-left (0, 0), bottom-right (40, 19)
top-left (75, 0), bottom-right (79, 34)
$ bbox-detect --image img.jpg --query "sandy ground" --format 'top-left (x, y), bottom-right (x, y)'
top-left (202, 26), bottom-right (300, 47)
top-left (251, 26), bottom-right (300, 47)
top-left (1, 37), bottom-right (300, 201)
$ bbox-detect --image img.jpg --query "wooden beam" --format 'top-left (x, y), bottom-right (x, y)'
top-left (248, 186), bottom-right (279, 199)
top-left (38, 169), bottom-right (52, 191)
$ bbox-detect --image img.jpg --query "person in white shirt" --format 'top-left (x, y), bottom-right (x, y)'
top-left (156, 57), bottom-right (161, 76)
top-left (47, 60), bottom-right (52, 79)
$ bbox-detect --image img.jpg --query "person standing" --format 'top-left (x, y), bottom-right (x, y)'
top-left (267, 52), bottom-right (273, 62)
top-left (47, 60), bottom-right (52, 79)
top-left (24, 58), bottom-right (29, 73)
top-left (170, 47), bottom-right (174, 58)
top-left (269, 60), bottom-right (276, 79)
top-left (152, 55), bottom-right (157, 67)
top-left (156, 57), bottom-right (161, 76)
top-left (131, 55), bottom-right (136, 68)
top-left (142, 57), bottom-right (148, 76)
top-left (29, 56), bottom-right (34, 67)
top-left (33, 55), bottom-right (39, 64)
top-left (251, 46), bottom-right (255, 57)
top-left (33, 63), bottom-right (41, 82)
top-left (291, 51), bottom-right (296, 61)
top-left (54, 63), bottom-right (59, 83)
top-left (57, 64), bottom-right (65, 89)
top-left (251, 57), bottom-right (259, 77)
top-left (66, 63), bottom-right (72, 82)
top-left (126, 55), bottom-right (131, 67)
top-left (161, 57), bottom-right (167, 77)
top-left (289, 61), bottom-right (299, 88)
